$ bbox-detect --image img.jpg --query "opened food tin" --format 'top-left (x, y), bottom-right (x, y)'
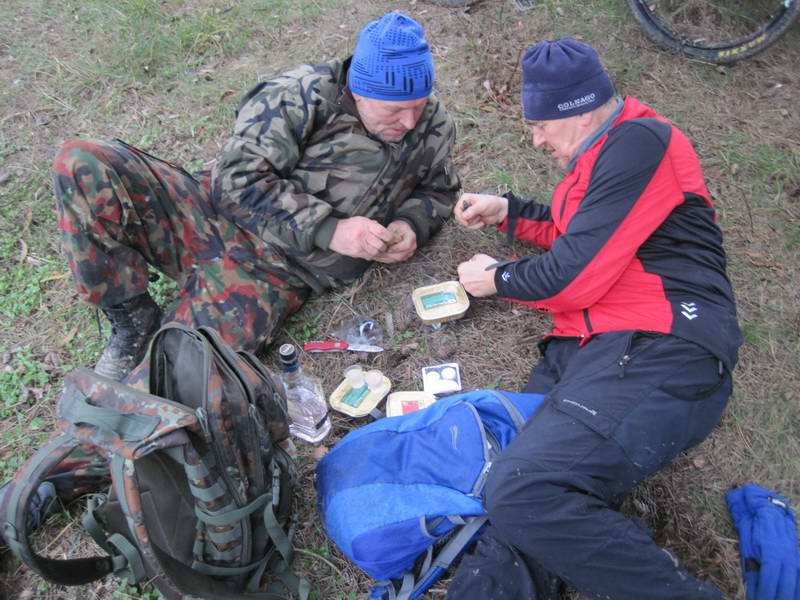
top-left (411, 281), bottom-right (470, 325)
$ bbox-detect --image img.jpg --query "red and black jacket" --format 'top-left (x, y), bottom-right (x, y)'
top-left (495, 97), bottom-right (742, 370)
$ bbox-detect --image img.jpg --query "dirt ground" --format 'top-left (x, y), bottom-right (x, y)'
top-left (1, 0), bottom-right (799, 599)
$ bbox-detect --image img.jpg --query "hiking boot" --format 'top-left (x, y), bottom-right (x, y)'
top-left (95, 293), bottom-right (162, 381)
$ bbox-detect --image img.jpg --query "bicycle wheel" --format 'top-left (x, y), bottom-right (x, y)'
top-left (424, 0), bottom-right (481, 6)
top-left (627, 0), bottom-right (800, 64)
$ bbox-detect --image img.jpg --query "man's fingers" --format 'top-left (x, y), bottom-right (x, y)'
top-left (368, 222), bottom-right (395, 243)
top-left (391, 236), bottom-right (415, 253)
top-left (461, 204), bottom-right (479, 218)
top-left (374, 249), bottom-right (412, 264)
top-left (457, 213), bottom-right (479, 228)
top-left (364, 236), bottom-right (388, 255)
top-left (388, 231), bottom-right (409, 247)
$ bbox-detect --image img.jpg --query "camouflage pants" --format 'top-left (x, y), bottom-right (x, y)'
top-left (53, 139), bottom-right (310, 355)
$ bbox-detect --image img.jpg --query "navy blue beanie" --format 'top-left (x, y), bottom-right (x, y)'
top-left (521, 38), bottom-right (615, 120)
top-left (348, 12), bottom-right (434, 101)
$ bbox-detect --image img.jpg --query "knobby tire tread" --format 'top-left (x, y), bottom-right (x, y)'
top-left (626, 0), bottom-right (800, 63)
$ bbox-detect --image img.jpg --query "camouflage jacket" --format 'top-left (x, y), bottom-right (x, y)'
top-left (211, 58), bottom-right (461, 291)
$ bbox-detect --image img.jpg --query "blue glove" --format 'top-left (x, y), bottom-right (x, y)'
top-left (727, 485), bottom-right (759, 598)
top-left (727, 483), bottom-right (800, 600)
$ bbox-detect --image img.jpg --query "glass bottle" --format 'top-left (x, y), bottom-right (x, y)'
top-left (278, 344), bottom-right (331, 444)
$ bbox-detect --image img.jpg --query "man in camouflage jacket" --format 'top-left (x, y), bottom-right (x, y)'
top-left (53, 12), bottom-right (459, 381)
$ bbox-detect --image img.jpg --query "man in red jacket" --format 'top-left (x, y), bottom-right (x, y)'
top-left (451, 38), bottom-right (742, 600)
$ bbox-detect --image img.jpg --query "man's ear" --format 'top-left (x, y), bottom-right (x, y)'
top-left (577, 111), bottom-right (594, 130)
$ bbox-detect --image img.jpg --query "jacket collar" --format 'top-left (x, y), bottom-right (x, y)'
top-left (567, 95), bottom-right (624, 172)
top-left (336, 57), bottom-right (360, 118)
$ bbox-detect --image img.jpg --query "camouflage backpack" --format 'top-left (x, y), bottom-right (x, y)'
top-left (1, 323), bottom-right (309, 599)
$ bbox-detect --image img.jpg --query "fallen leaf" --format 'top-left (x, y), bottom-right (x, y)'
top-left (59, 324), bottom-right (80, 348)
top-left (41, 271), bottom-right (71, 283)
top-left (312, 445), bottom-right (329, 460)
top-left (18, 239), bottom-right (28, 263)
top-left (692, 456), bottom-right (707, 469)
top-left (24, 206), bottom-right (33, 231)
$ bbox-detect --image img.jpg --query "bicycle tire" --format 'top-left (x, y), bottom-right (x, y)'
top-left (627, 0), bottom-right (800, 64)
top-left (423, 0), bottom-right (481, 6)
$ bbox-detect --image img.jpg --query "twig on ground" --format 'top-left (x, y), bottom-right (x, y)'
top-left (294, 547), bottom-right (345, 577)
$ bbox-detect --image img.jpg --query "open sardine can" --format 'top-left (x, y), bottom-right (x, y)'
top-left (411, 281), bottom-right (470, 326)
top-left (385, 391), bottom-right (437, 417)
top-left (329, 367), bottom-right (392, 418)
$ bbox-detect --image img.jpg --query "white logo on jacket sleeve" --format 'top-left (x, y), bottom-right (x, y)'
top-left (680, 302), bottom-right (699, 320)
top-left (501, 271), bottom-right (511, 282)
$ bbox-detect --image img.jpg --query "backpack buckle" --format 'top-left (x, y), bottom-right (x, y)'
top-left (3, 522), bottom-right (18, 543)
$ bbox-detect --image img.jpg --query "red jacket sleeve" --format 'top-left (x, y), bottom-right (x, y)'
top-left (497, 193), bottom-right (558, 250)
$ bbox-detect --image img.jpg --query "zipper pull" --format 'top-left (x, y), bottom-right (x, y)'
top-left (196, 407), bottom-right (211, 441)
top-left (618, 354), bottom-right (631, 378)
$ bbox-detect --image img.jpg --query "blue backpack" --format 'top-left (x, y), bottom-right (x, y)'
top-left (316, 389), bottom-right (545, 599)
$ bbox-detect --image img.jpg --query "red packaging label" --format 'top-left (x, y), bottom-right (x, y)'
top-left (401, 400), bottom-right (420, 415)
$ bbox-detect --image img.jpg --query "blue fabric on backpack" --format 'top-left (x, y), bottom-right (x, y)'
top-left (316, 390), bottom-right (545, 584)
top-left (726, 483), bottom-right (800, 600)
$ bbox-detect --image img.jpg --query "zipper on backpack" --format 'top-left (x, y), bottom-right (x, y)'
top-left (463, 403), bottom-right (497, 496)
top-left (202, 330), bottom-right (266, 493)
top-left (488, 390), bottom-right (525, 433)
top-left (196, 408), bottom-right (212, 441)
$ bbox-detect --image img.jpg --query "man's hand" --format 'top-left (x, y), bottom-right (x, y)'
top-left (458, 253), bottom-right (499, 297)
top-left (329, 216), bottom-right (395, 260)
top-left (374, 220), bottom-right (417, 264)
top-left (454, 193), bottom-right (509, 230)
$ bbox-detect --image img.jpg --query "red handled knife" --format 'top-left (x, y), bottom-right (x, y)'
top-left (303, 340), bottom-right (384, 353)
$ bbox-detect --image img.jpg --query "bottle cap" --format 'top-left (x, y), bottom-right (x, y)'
top-left (278, 344), bottom-right (298, 368)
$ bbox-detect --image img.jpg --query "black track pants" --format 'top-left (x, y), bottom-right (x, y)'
top-left (448, 331), bottom-right (730, 600)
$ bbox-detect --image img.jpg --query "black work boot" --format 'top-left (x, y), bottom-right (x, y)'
top-left (95, 293), bottom-right (162, 381)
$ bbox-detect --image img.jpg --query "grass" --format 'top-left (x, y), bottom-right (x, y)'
top-left (1, 0), bottom-right (799, 599)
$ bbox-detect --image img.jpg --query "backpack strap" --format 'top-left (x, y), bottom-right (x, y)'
top-left (185, 456), bottom-right (310, 600)
top-left (59, 385), bottom-right (160, 441)
top-left (58, 368), bottom-right (200, 460)
top-left (395, 515), bottom-right (488, 600)
top-left (2, 434), bottom-right (145, 586)
top-left (80, 493), bottom-right (147, 583)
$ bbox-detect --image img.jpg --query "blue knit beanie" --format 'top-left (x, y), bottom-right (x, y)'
top-left (348, 12), bottom-right (434, 101)
top-left (521, 38), bottom-right (615, 120)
